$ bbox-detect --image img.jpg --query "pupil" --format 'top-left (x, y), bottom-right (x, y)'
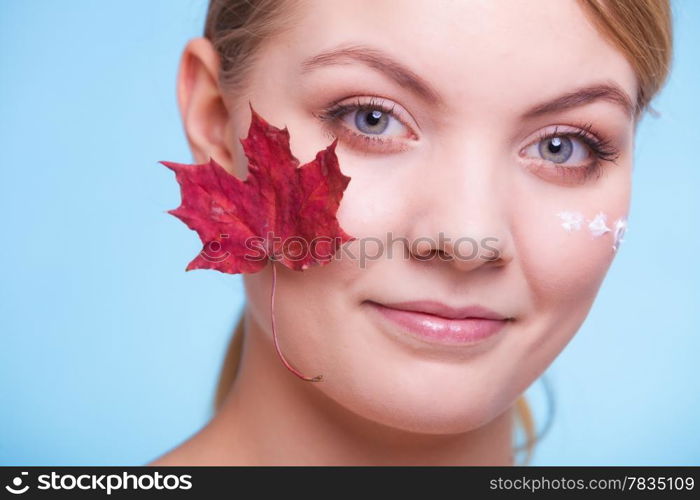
top-left (355, 107), bottom-right (389, 134)
top-left (366, 110), bottom-right (382, 126)
top-left (549, 137), bottom-right (562, 153)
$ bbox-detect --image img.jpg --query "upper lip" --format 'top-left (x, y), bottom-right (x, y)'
top-left (370, 299), bottom-right (510, 321)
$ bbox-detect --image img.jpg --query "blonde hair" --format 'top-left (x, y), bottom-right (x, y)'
top-left (204, 0), bottom-right (673, 465)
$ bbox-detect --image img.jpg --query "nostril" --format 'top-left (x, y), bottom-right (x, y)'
top-left (436, 249), bottom-right (452, 260)
top-left (413, 246), bottom-right (438, 261)
top-left (416, 248), bottom-right (453, 262)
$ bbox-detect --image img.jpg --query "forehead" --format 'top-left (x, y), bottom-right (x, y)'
top-left (273, 0), bottom-right (637, 119)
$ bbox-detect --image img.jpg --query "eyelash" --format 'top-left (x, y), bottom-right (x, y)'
top-left (529, 122), bottom-right (621, 184)
top-left (315, 98), bottom-right (621, 183)
top-left (315, 97), bottom-right (413, 153)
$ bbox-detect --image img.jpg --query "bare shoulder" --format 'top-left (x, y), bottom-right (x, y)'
top-left (144, 421), bottom-right (248, 466)
top-left (144, 426), bottom-right (211, 466)
top-left (146, 454), bottom-right (190, 466)
top-left (145, 441), bottom-right (197, 466)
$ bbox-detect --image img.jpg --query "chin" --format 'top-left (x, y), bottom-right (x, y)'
top-left (366, 395), bottom-right (506, 436)
top-left (326, 371), bottom-right (513, 436)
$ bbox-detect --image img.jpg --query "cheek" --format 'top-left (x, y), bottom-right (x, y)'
top-left (241, 251), bottom-right (365, 379)
top-left (334, 160), bottom-right (409, 240)
top-left (512, 184), bottom-right (630, 315)
top-left (497, 177), bottom-right (632, 402)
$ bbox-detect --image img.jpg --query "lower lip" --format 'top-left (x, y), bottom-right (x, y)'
top-left (367, 301), bottom-right (508, 346)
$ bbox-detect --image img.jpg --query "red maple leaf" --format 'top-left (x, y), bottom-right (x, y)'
top-left (160, 102), bottom-right (355, 382)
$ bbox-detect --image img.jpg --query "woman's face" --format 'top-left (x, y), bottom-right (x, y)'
top-left (226, 0), bottom-right (637, 433)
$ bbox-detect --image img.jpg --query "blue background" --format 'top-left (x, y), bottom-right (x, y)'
top-left (1, 0), bottom-right (698, 465)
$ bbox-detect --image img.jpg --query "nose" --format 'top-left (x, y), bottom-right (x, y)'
top-left (405, 144), bottom-right (514, 272)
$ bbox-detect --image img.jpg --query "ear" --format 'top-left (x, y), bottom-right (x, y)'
top-left (176, 37), bottom-right (236, 173)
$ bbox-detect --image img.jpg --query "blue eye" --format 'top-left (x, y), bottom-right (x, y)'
top-left (338, 103), bottom-right (408, 139)
top-left (538, 136), bottom-right (574, 163)
top-left (355, 108), bottom-right (390, 134)
top-left (523, 124), bottom-right (620, 168)
top-left (315, 96), bottom-right (417, 153)
top-left (520, 124), bottom-right (622, 185)
top-left (526, 134), bottom-right (590, 165)
top-left (318, 98), bottom-right (413, 139)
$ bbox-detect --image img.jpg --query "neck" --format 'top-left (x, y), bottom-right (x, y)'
top-left (201, 306), bottom-right (516, 465)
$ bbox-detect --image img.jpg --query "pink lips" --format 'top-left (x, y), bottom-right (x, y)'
top-left (367, 300), bottom-right (511, 345)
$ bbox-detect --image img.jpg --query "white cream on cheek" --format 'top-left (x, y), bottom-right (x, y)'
top-left (556, 211), bottom-right (628, 252)
top-left (611, 218), bottom-right (627, 252)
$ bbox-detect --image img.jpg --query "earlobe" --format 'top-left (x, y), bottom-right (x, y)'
top-left (176, 37), bottom-right (234, 172)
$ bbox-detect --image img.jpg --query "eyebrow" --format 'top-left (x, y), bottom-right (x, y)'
top-left (522, 82), bottom-right (636, 120)
top-left (300, 43), bottom-right (635, 120)
top-left (300, 43), bottom-right (444, 107)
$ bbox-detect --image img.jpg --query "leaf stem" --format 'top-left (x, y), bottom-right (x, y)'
top-left (270, 259), bottom-right (323, 382)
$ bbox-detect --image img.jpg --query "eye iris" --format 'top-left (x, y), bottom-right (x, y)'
top-left (355, 108), bottom-right (389, 134)
top-left (538, 136), bottom-right (572, 163)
